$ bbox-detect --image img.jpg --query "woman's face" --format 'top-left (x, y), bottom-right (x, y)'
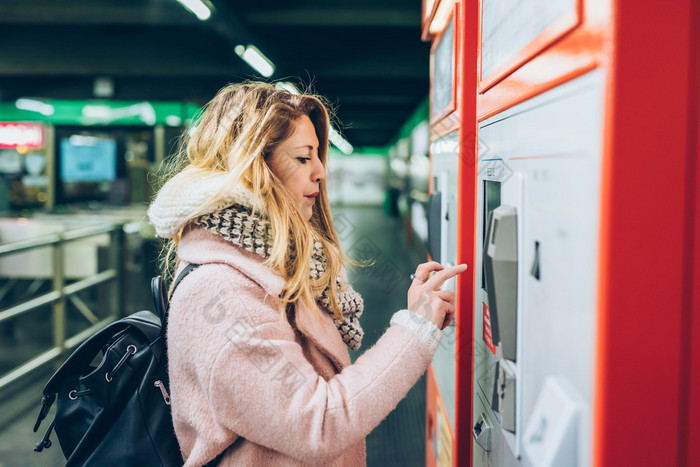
top-left (268, 115), bottom-right (327, 221)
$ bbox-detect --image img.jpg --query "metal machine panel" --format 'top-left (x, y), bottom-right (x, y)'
top-left (473, 70), bottom-right (604, 467)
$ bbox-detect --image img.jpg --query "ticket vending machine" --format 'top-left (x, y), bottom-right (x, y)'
top-left (423, 0), bottom-right (700, 466)
top-left (423, 2), bottom-right (466, 466)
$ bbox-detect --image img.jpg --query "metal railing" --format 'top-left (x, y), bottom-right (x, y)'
top-left (0, 223), bottom-right (124, 391)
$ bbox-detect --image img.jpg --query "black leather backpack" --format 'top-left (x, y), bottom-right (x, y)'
top-left (32, 264), bottom-right (199, 466)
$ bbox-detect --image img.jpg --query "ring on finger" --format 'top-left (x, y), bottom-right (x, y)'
top-left (410, 273), bottom-right (426, 283)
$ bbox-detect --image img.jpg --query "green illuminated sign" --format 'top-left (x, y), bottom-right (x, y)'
top-left (1, 99), bottom-right (202, 126)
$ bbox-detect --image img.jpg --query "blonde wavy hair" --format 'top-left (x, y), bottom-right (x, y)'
top-left (158, 81), bottom-right (355, 321)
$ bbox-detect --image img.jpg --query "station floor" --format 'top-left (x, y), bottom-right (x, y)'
top-left (0, 205), bottom-right (430, 466)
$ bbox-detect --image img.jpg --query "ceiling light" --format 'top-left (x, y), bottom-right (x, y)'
top-left (274, 82), bottom-right (300, 95)
top-left (270, 82), bottom-right (352, 153)
top-left (424, 0), bottom-right (436, 20)
top-left (175, 0), bottom-right (211, 21)
top-left (15, 98), bottom-right (54, 116)
top-left (329, 127), bottom-right (353, 155)
top-left (93, 77), bottom-right (114, 98)
top-left (429, 0), bottom-right (455, 34)
top-left (235, 44), bottom-right (275, 77)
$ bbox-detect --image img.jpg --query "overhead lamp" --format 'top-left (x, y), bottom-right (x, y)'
top-left (93, 76), bottom-right (114, 98)
top-left (424, 0), bottom-right (436, 21)
top-left (271, 81), bottom-right (352, 153)
top-left (429, 0), bottom-right (455, 34)
top-left (15, 98), bottom-right (54, 116)
top-left (234, 44), bottom-right (275, 77)
top-left (274, 81), bottom-right (300, 95)
top-left (328, 126), bottom-right (353, 155)
top-left (175, 0), bottom-right (211, 21)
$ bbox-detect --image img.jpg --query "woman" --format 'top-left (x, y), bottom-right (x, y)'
top-left (147, 82), bottom-right (467, 466)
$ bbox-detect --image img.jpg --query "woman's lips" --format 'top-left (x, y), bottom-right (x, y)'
top-left (305, 192), bottom-right (319, 199)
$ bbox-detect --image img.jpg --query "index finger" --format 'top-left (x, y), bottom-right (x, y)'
top-left (424, 263), bottom-right (468, 290)
top-left (414, 261), bottom-right (445, 279)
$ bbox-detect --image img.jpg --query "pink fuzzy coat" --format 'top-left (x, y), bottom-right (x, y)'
top-left (167, 227), bottom-right (443, 466)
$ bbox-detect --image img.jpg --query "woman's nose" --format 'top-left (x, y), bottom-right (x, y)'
top-left (312, 158), bottom-right (326, 183)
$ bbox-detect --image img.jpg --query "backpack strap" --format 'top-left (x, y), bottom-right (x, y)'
top-left (151, 263), bottom-right (200, 340)
top-left (150, 263), bottom-right (200, 323)
top-left (171, 263), bottom-right (200, 297)
top-left (151, 276), bottom-right (168, 324)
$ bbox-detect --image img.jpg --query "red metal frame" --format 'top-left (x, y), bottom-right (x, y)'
top-left (476, 0), bottom-right (583, 93)
top-left (594, 1), bottom-right (696, 465)
top-left (687, 6), bottom-right (700, 466)
top-left (687, 3), bottom-right (700, 459)
top-left (455, 0), bottom-right (478, 466)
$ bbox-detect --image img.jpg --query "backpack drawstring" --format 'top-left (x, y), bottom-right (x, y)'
top-left (105, 344), bottom-right (137, 382)
top-left (34, 419), bottom-right (55, 452)
top-left (33, 394), bottom-right (55, 432)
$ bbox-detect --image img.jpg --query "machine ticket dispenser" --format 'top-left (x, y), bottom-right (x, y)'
top-left (483, 204), bottom-right (518, 433)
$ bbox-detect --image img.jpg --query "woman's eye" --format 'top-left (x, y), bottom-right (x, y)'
top-left (297, 157), bottom-right (311, 164)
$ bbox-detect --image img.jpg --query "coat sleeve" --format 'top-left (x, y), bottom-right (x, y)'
top-left (170, 264), bottom-right (442, 465)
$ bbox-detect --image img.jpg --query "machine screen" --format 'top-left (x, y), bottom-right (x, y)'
top-left (482, 180), bottom-right (501, 289)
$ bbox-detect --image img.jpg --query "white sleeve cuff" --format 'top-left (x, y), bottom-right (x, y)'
top-left (390, 309), bottom-right (443, 354)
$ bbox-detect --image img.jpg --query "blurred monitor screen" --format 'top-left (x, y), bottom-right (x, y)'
top-left (60, 135), bottom-right (116, 183)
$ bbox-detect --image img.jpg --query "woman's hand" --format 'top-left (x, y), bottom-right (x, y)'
top-left (408, 262), bottom-right (468, 330)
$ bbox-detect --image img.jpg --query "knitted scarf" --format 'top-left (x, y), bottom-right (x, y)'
top-left (194, 204), bottom-right (364, 351)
